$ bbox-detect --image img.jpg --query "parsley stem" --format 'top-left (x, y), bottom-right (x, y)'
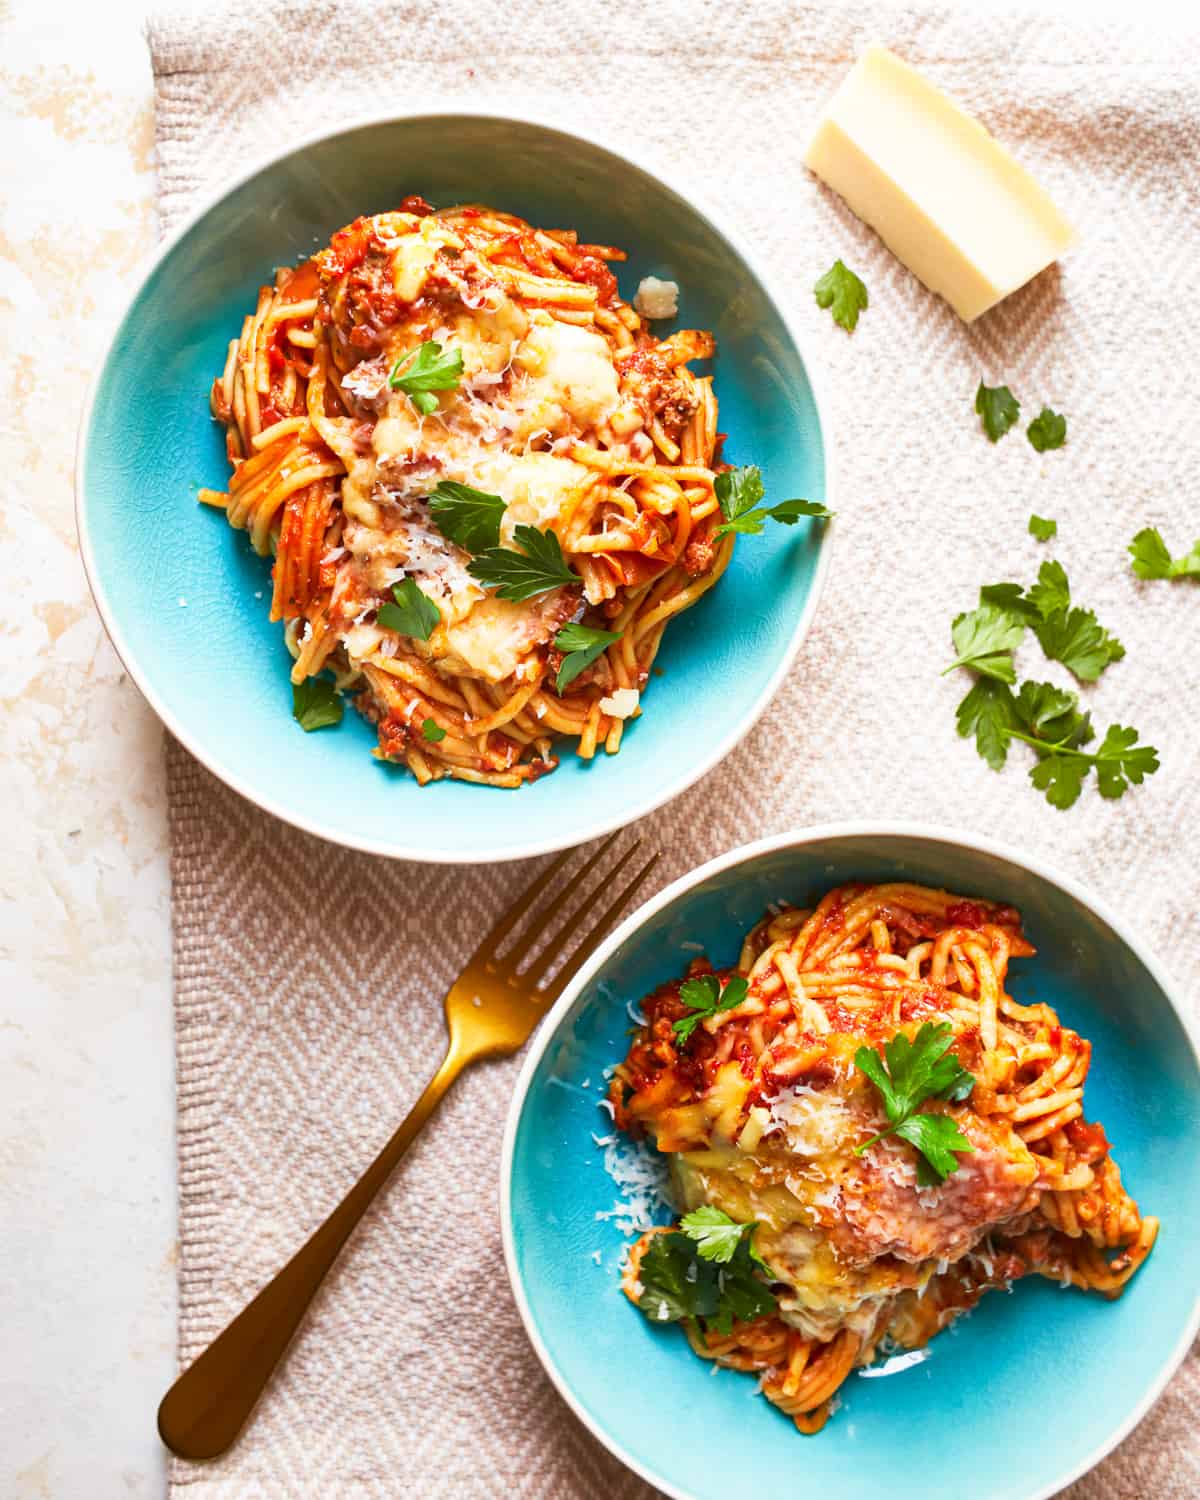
top-left (854, 1128), bottom-right (891, 1156)
top-left (1005, 728), bottom-right (1091, 759)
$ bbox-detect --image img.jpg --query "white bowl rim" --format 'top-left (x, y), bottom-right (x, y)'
top-left (73, 105), bottom-right (836, 865)
top-left (499, 819), bottom-right (1200, 1500)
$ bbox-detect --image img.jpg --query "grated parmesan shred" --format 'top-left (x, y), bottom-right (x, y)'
top-left (593, 1115), bottom-right (672, 1238)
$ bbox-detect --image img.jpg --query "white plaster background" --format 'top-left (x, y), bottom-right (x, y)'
top-left (0, 1), bottom-right (1192, 1497)
top-left (2, 3), bottom-right (172, 1498)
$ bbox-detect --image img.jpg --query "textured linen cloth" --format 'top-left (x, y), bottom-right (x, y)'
top-left (147, 2), bottom-right (1200, 1494)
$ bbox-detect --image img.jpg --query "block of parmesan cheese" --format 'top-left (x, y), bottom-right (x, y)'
top-left (805, 46), bottom-right (1075, 323)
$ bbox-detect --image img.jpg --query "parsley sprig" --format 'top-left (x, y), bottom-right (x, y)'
top-left (467, 525), bottom-right (581, 601)
top-left (388, 340), bottom-right (463, 415)
top-left (975, 382), bottom-right (1020, 443)
top-left (948, 548), bottom-right (1157, 807)
top-left (1027, 407), bottom-right (1067, 452)
top-left (1015, 719), bottom-right (1159, 808)
top-left (678, 1207), bottom-right (769, 1267)
top-left (672, 973), bottom-right (750, 1044)
top-left (636, 1211), bottom-right (776, 1335)
top-left (427, 480), bottom-right (506, 553)
top-left (553, 622), bottom-right (621, 693)
top-left (944, 601), bottom-right (1025, 683)
top-left (714, 465), bottom-right (832, 538)
top-left (377, 577), bottom-right (441, 640)
top-left (957, 675), bottom-right (1157, 808)
top-left (813, 259), bottom-right (869, 332)
top-left (1129, 527), bottom-right (1200, 581)
top-left (947, 562), bottom-right (1123, 686)
top-left (1029, 514), bottom-right (1057, 542)
top-left (292, 676), bottom-right (343, 732)
top-left (853, 1022), bottom-right (976, 1186)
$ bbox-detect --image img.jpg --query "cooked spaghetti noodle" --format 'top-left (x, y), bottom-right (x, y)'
top-left (611, 882), bottom-right (1157, 1433)
top-left (202, 198), bottom-right (731, 786)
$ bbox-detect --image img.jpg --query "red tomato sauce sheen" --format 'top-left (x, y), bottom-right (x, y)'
top-left (323, 217), bottom-right (373, 277)
top-left (569, 254), bottom-right (618, 305)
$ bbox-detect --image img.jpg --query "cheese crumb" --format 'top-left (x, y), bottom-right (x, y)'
top-left (634, 276), bottom-right (679, 319)
top-left (599, 688), bottom-right (640, 720)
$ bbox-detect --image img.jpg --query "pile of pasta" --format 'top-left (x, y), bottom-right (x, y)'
top-left (202, 200), bottom-right (730, 787)
top-left (612, 882), bottom-right (1157, 1433)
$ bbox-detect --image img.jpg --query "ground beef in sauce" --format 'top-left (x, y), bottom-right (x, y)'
top-left (617, 345), bottom-right (699, 434)
top-left (828, 1115), bottom-right (1041, 1268)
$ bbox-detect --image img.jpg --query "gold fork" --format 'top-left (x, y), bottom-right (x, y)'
top-left (157, 833), bottom-right (658, 1461)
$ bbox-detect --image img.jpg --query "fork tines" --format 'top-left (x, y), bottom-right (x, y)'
top-left (471, 832), bottom-right (660, 996)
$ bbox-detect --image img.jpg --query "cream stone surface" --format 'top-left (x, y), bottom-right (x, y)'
top-left (2, 3), bottom-right (173, 1499)
top-left (0, 1), bottom-right (1192, 1498)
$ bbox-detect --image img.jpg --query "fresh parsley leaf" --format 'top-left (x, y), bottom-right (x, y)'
top-left (1029, 514), bottom-right (1058, 541)
top-left (1026, 559), bottom-right (1071, 620)
top-left (421, 717), bottom-right (446, 743)
top-left (853, 1021), bottom-right (976, 1183)
top-left (680, 1207), bottom-right (763, 1266)
top-left (895, 1114), bottom-right (979, 1187)
top-left (712, 465), bottom-right (832, 539)
top-left (1129, 527), bottom-right (1200, 581)
top-left (1003, 560), bottom-right (1123, 681)
top-left (291, 676), bottom-right (343, 732)
top-left (1013, 680), bottom-right (1092, 748)
top-left (637, 1230), bottom-right (776, 1336)
top-left (637, 1233), bottom-right (718, 1325)
top-left (1011, 720), bottom-right (1159, 808)
top-left (376, 577), bottom-right (442, 640)
top-left (553, 622), bottom-right (621, 693)
top-left (1028, 753), bottom-right (1087, 810)
top-left (978, 581), bottom-right (1039, 623)
top-left (1092, 725), bottom-right (1160, 799)
top-left (673, 973), bottom-right (750, 1045)
top-left (427, 480), bottom-right (506, 553)
top-left (1027, 407), bottom-right (1067, 453)
top-left (751, 497), bottom-right (835, 526)
top-left (715, 464), bottom-right (763, 522)
top-left (856, 1022), bottom-right (976, 1119)
top-left (712, 1246), bottom-right (778, 1334)
top-left (388, 339), bottom-right (464, 414)
top-left (975, 382), bottom-right (1020, 443)
top-left (961, 677), bottom-right (1096, 778)
top-left (951, 540), bottom-right (1156, 809)
top-left (813, 259), bottom-right (868, 331)
top-left (955, 677), bottom-right (1018, 771)
top-left (1034, 607), bottom-right (1124, 682)
top-left (944, 603), bottom-right (1025, 682)
top-left (468, 524), bottom-right (581, 601)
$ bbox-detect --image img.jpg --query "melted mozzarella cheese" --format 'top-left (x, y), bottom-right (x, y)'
top-left (392, 233), bottom-right (439, 302)
top-left (441, 590), bottom-right (568, 681)
top-left (445, 297), bottom-right (527, 377)
top-left (475, 451), bottom-right (594, 542)
top-left (337, 270), bottom-right (629, 683)
top-left (511, 316), bottom-right (619, 434)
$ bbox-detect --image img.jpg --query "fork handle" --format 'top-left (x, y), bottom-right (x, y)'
top-left (157, 1043), bottom-right (466, 1461)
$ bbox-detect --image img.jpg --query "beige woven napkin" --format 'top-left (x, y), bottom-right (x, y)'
top-left (148, 1), bottom-right (1200, 1494)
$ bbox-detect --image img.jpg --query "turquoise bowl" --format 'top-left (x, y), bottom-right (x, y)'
top-left (76, 114), bottom-right (830, 863)
top-left (502, 825), bottom-right (1200, 1500)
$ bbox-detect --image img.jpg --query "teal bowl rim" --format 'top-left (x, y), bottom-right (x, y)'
top-left (73, 108), bottom-right (835, 864)
top-left (499, 820), bottom-right (1200, 1500)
